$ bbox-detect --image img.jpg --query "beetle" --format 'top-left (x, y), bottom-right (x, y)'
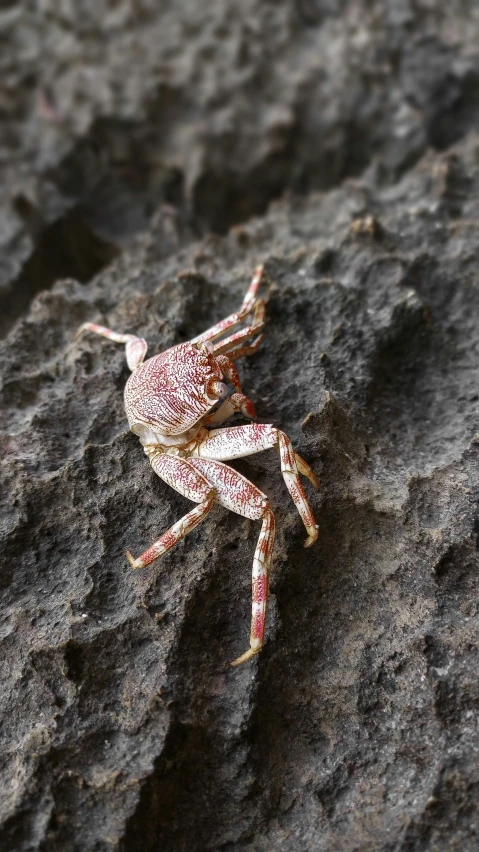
top-left (76, 265), bottom-right (318, 665)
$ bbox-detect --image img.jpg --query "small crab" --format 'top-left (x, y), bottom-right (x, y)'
top-left (76, 265), bottom-right (318, 666)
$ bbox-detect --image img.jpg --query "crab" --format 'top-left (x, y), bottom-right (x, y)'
top-left (76, 265), bottom-right (318, 666)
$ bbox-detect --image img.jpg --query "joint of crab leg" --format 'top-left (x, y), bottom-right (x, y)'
top-left (125, 338), bottom-right (148, 371)
top-left (74, 322), bottom-right (147, 370)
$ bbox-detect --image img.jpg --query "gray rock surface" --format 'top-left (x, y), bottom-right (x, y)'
top-left (1, 2), bottom-right (479, 851)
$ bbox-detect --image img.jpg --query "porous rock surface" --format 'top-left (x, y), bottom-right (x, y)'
top-left (1, 3), bottom-right (479, 852)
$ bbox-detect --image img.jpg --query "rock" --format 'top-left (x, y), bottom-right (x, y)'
top-left (2, 1), bottom-right (479, 336)
top-left (1, 2), bottom-right (479, 851)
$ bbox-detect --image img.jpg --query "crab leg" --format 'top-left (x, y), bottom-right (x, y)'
top-left (191, 265), bottom-right (265, 345)
top-left (75, 322), bottom-right (147, 371)
top-left (223, 334), bottom-right (264, 361)
top-left (237, 507), bottom-right (276, 666)
top-left (126, 454), bottom-right (214, 568)
top-left (126, 495), bottom-right (215, 569)
top-left (195, 425), bottom-right (319, 546)
top-left (189, 457), bottom-right (276, 666)
top-left (212, 300), bottom-right (265, 356)
top-left (204, 392), bottom-right (257, 424)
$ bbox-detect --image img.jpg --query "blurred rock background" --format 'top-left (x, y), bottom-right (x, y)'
top-left (1, 2), bottom-right (479, 850)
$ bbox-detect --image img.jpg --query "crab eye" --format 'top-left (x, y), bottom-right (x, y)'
top-left (207, 380), bottom-right (228, 399)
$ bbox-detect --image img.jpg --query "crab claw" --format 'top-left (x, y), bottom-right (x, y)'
top-left (241, 398), bottom-right (257, 419)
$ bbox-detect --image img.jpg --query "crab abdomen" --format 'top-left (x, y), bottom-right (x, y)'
top-left (124, 342), bottom-right (223, 435)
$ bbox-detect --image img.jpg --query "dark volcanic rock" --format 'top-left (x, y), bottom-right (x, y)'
top-left (2, 134), bottom-right (479, 851)
top-left (2, 1), bottom-right (479, 336)
top-left (1, 2), bottom-right (479, 852)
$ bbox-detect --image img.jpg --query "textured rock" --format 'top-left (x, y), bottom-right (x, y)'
top-left (2, 1), bottom-right (479, 333)
top-left (1, 2), bottom-right (479, 851)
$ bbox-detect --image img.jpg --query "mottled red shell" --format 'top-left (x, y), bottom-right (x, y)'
top-left (124, 342), bottom-right (222, 435)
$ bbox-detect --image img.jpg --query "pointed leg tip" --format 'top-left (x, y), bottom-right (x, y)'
top-left (304, 528), bottom-right (319, 548)
top-left (230, 647), bottom-right (261, 667)
top-left (126, 550), bottom-right (142, 569)
top-left (73, 325), bottom-right (86, 341)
